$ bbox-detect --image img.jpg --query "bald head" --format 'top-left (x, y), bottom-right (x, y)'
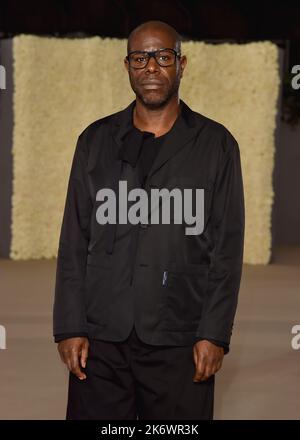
top-left (127, 20), bottom-right (182, 54)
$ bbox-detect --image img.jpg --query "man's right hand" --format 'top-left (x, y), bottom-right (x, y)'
top-left (57, 337), bottom-right (89, 380)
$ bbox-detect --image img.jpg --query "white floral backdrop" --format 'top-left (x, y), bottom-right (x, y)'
top-left (11, 35), bottom-right (280, 263)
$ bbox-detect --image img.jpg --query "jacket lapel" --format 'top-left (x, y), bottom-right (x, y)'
top-left (111, 100), bottom-right (136, 157)
top-left (147, 99), bottom-right (199, 180)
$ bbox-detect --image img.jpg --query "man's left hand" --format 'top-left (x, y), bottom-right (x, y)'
top-left (193, 340), bottom-right (224, 382)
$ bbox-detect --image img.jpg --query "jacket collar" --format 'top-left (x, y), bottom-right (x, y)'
top-left (111, 98), bottom-right (201, 180)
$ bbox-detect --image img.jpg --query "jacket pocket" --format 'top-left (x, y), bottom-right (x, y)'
top-left (84, 254), bottom-right (113, 325)
top-left (160, 263), bottom-right (209, 332)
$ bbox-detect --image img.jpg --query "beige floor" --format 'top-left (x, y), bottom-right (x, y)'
top-left (0, 246), bottom-right (299, 419)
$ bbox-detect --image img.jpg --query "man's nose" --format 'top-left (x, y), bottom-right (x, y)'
top-left (146, 55), bottom-right (159, 71)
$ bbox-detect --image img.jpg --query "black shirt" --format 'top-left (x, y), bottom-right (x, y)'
top-left (55, 120), bottom-right (229, 355)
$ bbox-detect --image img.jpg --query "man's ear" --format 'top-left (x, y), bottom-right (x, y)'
top-left (124, 58), bottom-right (129, 72)
top-left (180, 55), bottom-right (187, 78)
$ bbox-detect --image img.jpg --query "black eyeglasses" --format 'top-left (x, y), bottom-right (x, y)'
top-left (126, 48), bottom-right (181, 69)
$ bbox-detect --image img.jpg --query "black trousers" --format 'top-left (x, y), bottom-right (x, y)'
top-left (66, 325), bottom-right (215, 420)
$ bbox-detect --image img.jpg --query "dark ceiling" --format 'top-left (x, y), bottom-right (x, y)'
top-left (0, 0), bottom-right (299, 41)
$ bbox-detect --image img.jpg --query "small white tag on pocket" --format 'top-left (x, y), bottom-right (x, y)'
top-left (162, 270), bottom-right (168, 287)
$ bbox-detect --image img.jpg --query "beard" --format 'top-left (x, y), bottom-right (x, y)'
top-left (129, 76), bottom-right (181, 110)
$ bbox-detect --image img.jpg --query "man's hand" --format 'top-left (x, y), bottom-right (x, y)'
top-left (57, 337), bottom-right (89, 380)
top-left (193, 340), bottom-right (224, 382)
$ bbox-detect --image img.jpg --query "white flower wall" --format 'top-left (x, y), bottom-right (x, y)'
top-left (11, 35), bottom-right (280, 263)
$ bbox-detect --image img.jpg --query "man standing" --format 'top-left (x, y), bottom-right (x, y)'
top-left (53, 20), bottom-right (245, 420)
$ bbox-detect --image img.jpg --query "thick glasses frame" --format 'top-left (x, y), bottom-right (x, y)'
top-left (126, 48), bottom-right (181, 69)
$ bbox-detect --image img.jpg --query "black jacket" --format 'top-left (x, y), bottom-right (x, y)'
top-left (53, 98), bottom-right (245, 351)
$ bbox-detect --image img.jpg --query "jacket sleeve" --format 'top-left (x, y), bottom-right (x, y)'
top-left (52, 131), bottom-right (93, 338)
top-left (195, 129), bottom-right (245, 346)
top-left (54, 332), bottom-right (88, 343)
top-left (196, 338), bottom-right (230, 355)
